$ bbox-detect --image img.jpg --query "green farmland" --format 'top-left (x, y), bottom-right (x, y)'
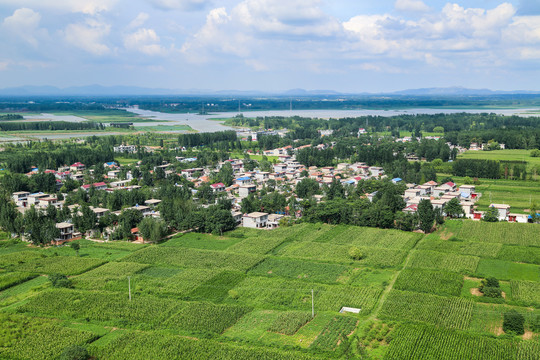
top-left (457, 149), bottom-right (540, 173)
top-left (0, 221), bottom-right (539, 359)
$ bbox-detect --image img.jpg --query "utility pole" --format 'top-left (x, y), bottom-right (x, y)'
top-left (311, 289), bottom-right (314, 318)
top-left (128, 276), bottom-right (131, 301)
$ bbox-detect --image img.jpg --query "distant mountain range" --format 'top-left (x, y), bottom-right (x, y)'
top-left (0, 85), bottom-right (538, 96)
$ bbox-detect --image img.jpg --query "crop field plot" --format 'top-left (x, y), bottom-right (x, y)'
top-left (309, 315), bottom-right (357, 351)
top-left (0, 272), bottom-right (37, 291)
top-left (466, 303), bottom-right (538, 336)
top-left (497, 245), bottom-right (540, 265)
top-left (229, 276), bottom-right (381, 313)
top-left (249, 257), bottom-right (349, 284)
top-left (162, 232), bottom-right (242, 250)
top-left (278, 241), bottom-right (407, 268)
top-left (511, 280), bottom-right (540, 307)
top-left (454, 221), bottom-right (540, 247)
top-left (417, 238), bottom-right (502, 258)
top-left (16, 288), bottom-right (181, 329)
top-left (186, 271), bottom-right (246, 302)
top-left (0, 276), bottom-right (49, 307)
top-left (165, 301), bottom-right (252, 334)
top-left (9, 256), bottom-right (105, 275)
top-left (122, 246), bottom-right (264, 271)
top-left (0, 313), bottom-right (99, 360)
top-left (475, 259), bottom-right (539, 282)
top-left (268, 311), bottom-right (313, 335)
top-left (393, 268), bottom-right (463, 297)
top-left (407, 250), bottom-right (479, 274)
top-left (332, 226), bottom-right (422, 250)
top-left (89, 331), bottom-right (321, 360)
top-left (385, 324), bottom-right (540, 360)
top-left (379, 290), bottom-right (474, 330)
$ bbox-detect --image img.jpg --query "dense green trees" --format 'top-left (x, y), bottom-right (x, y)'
top-left (295, 178), bottom-right (320, 198)
top-left (503, 310), bottom-right (525, 335)
top-left (444, 198), bottom-right (464, 218)
top-left (483, 207), bottom-right (500, 222)
top-left (138, 217), bottom-right (168, 243)
top-left (417, 199), bottom-right (435, 233)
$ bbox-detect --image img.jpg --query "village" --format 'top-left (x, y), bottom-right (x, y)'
top-left (6, 136), bottom-right (526, 246)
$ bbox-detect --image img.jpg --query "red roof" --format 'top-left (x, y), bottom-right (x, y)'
top-left (445, 182), bottom-right (455, 187)
top-left (71, 162), bottom-right (85, 167)
top-left (44, 169), bottom-right (56, 174)
top-left (211, 182), bottom-right (225, 188)
top-left (94, 182), bottom-right (107, 187)
top-left (131, 227), bottom-right (139, 234)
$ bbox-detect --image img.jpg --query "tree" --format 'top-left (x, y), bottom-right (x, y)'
top-left (138, 217), bottom-right (168, 243)
top-left (483, 206), bottom-right (499, 222)
top-left (417, 199), bottom-right (435, 233)
top-left (444, 198), bottom-right (464, 218)
top-left (70, 242), bottom-right (80, 256)
top-left (48, 274), bottom-right (72, 288)
top-left (479, 277), bottom-right (502, 298)
top-left (196, 183), bottom-right (215, 204)
top-left (503, 310), bottom-right (525, 335)
top-left (348, 246), bottom-right (365, 260)
top-left (295, 178), bottom-right (320, 199)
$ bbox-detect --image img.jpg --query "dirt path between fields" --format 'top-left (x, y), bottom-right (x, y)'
top-left (369, 245), bottom-right (418, 320)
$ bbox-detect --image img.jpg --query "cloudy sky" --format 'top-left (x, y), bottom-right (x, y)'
top-left (1, 0), bottom-right (539, 92)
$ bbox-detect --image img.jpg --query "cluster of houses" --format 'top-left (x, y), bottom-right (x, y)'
top-left (10, 137), bottom-right (531, 245)
top-left (398, 179), bottom-right (528, 222)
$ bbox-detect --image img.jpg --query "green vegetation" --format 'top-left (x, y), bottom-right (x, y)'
top-left (393, 268), bottom-right (463, 296)
top-left (0, 220), bottom-right (539, 358)
top-left (268, 311), bottom-right (313, 335)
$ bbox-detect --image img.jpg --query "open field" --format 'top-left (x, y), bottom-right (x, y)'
top-left (0, 221), bottom-right (539, 358)
top-left (458, 149), bottom-right (540, 172)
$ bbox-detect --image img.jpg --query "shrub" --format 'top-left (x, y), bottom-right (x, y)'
top-left (348, 246), bottom-right (365, 261)
top-left (58, 345), bottom-right (89, 360)
top-left (48, 274), bottom-right (72, 288)
top-left (479, 277), bottom-right (502, 298)
top-left (503, 310), bottom-right (525, 335)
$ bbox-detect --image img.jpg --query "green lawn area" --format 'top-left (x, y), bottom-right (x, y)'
top-left (230, 152), bottom-right (278, 162)
top-left (437, 174), bottom-right (540, 213)
top-left (114, 157), bottom-right (139, 166)
top-left (458, 149), bottom-right (540, 173)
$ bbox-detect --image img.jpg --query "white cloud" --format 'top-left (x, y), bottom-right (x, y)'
top-left (232, 0), bottom-right (342, 38)
top-left (0, 0), bottom-right (118, 15)
top-left (2, 8), bottom-right (44, 46)
top-left (394, 0), bottom-right (430, 13)
top-left (124, 28), bottom-right (166, 55)
top-left (149, 0), bottom-right (211, 11)
top-left (0, 61), bottom-right (9, 71)
top-left (128, 12), bottom-right (150, 29)
top-left (64, 19), bottom-right (111, 55)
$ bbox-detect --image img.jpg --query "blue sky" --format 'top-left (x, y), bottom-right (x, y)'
top-left (0, 0), bottom-right (539, 92)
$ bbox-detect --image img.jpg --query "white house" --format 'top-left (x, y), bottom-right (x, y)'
top-left (242, 212), bottom-right (269, 228)
top-left (239, 184), bottom-right (256, 198)
top-left (113, 145), bottom-right (136, 153)
top-left (489, 204), bottom-right (511, 221)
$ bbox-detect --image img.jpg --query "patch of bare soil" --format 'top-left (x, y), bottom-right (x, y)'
top-left (464, 276), bottom-right (482, 281)
top-left (494, 326), bottom-right (504, 336)
top-left (501, 291), bottom-right (506, 299)
top-left (523, 331), bottom-right (534, 340)
top-left (439, 231), bottom-right (454, 240)
top-left (470, 288), bottom-right (483, 296)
